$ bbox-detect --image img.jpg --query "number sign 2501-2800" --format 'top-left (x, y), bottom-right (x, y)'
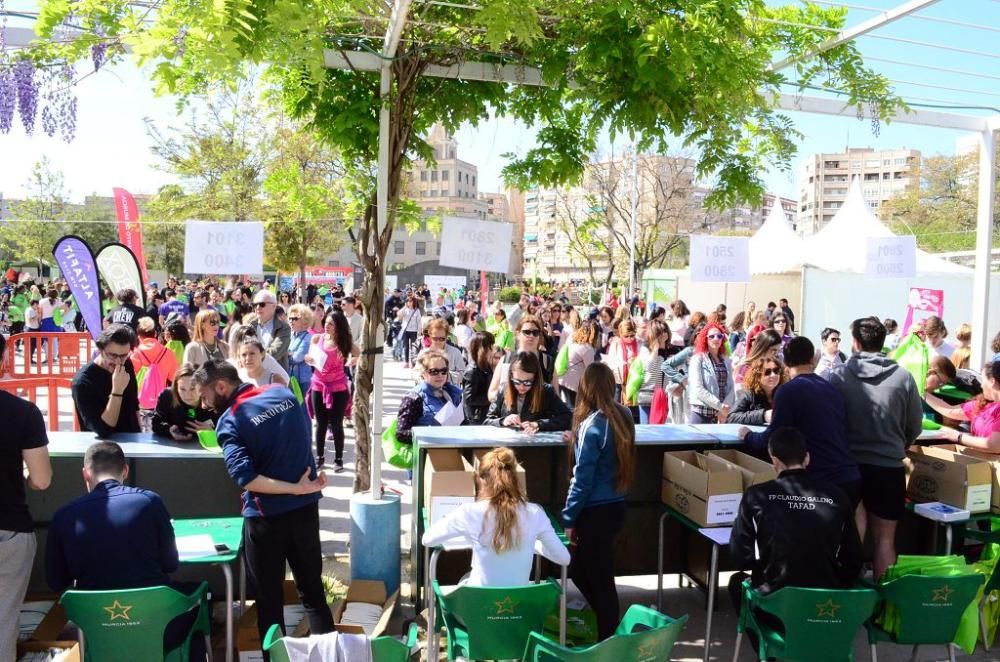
top-left (689, 235), bottom-right (750, 283)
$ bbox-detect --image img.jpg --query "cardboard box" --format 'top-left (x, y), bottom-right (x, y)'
top-left (237, 580), bottom-right (309, 662)
top-left (905, 445), bottom-right (992, 513)
top-left (331, 580), bottom-right (398, 638)
top-left (706, 450), bottom-right (777, 490)
top-left (661, 451), bottom-right (743, 527)
top-left (935, 444), bottom-right (1000, 513)
top-left (424, 449), bottom-right (475, 526)
top-left (472, 448), bottom-right (527, 498)
top-left (17, 641), bottom-right (81, 662)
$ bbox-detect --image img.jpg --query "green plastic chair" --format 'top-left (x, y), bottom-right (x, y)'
top-left (61, 582), bottom-right (211, 662)
top-left (733, 580), bottom-right (879, 662)
top-left (432, 578), bottom-right (562, 661)
top-left (959, 522), bottom-right (1000, 651)
top-left (866, 572), bottom-right (985, 662)
top-left (262, 622), bottom-right (419, 662)
top-left (522, 604), bottom-right (688, 661)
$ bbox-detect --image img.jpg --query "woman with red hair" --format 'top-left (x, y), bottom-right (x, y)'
top-left (687, 322), bottom-right (734, 424)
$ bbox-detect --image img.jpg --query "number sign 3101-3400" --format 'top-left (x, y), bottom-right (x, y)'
top-left (689, 235), bottom-right (750, 283)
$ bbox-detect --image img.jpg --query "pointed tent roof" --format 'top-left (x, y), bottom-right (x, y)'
top-left (750, 199), bottom-right (805, 274)
top-left (802, 178), bottom-right (969, 274)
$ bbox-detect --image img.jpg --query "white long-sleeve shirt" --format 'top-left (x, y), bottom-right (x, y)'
top-left (422, 500), bottom-right (570, 587)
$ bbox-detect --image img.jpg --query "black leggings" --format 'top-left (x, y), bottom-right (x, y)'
top-left (311, 389), bottom-right (349, 460)
top-left (402, 330), bottom-right (418, 363)
top-left (570, 501), bottom-right (626, 641)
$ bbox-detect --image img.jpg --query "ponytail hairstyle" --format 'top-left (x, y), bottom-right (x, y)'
top-left (571, 362), bottom-right (635, 492)
top-left (477, 447), bottom-right (525, 553)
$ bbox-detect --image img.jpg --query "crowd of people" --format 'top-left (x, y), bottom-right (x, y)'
top-left (4, 270), bottom-right (1000, 658)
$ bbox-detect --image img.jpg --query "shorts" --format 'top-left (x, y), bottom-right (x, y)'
top-left (858, 464), bottom-right (906, 521)
top-left (835, 479), bottom-right (863, 511)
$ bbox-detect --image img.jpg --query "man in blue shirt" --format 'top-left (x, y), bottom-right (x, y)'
top-left (193, 360), bottom-right (332, 651)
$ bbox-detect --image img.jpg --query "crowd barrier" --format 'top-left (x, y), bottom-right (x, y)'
top-left (3, 332), bottom-right (91, 431)
top-left (0, 376), bottom-right (79, 431)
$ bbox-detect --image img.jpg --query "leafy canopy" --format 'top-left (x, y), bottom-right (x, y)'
top-left (33, 0), bottom-right (903, 209)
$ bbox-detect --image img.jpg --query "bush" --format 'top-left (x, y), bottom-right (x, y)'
top-left (498, 286), bottom-right (523, 303)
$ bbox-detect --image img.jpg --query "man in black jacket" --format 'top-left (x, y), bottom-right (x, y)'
top-left (729, 427), bottom-right (863, 632)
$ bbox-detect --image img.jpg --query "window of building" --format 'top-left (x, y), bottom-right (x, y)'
top-left (883, 173), bottom-right (891, 180)
top-left (416, 242), bottom-right (426, 255)
top-left (394, 241), bottom-right (404, 254)
top-left (442, 170), bottom-right (449, 181)
top-left (472, 176), bottom-right (476, 187)
top-left (419, 219), bottom-right (428, 232)
top-left (431, 170), bottom-right (438, 182)
top-left (465, 173), bottom-right (470, 184)
top-left (865, 159), bottom-right (879, 168)
top-left (420, 171), bottom-right (427, 181)
top-left (449, 148), bottom-right (455, 159)
top-left (850, 161), bottom-right (862, 170)
top-left (883, 159), bottom-right (891, 166)
top-left (436, 242), bottom-right (441, 255)
top-left (894, 158), bottom-right (905, 165)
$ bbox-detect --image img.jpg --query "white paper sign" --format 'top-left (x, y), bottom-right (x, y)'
top-left (689, 235), bottom-right (750, 283)
top-left (384, 275), bottom-right (398, 291)
top-left (308, 341), bottom-right (327, 372)
top-left (865, 235), bottom-right (916, 278)
top-left (426, 275), bottom-right (467, 296)
top-left (438, 217), bottom-right (514, 274)
top-left (434, 400), bottom-right (466, 426)
top-left (184, 221), bottom-right (264, 275)
top-left (176, 534), bottom-right (217, 560)
top-left (705, 493), bottom-right (742, 525)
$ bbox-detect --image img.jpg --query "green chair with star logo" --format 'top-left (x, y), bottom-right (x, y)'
top-left (733, 579), bottom-right (879, 662)
top-left (521, 604), bottom-right (688, 661)
top-left (431, 579), bottom-right (561, 660)
top-left (865, 572), bottom-right (984, 662)
top-left (60, 582), bottom-right (212, 662)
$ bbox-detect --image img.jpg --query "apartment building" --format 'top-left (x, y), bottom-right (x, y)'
top-left (798, 147), bottom-right (921, 235)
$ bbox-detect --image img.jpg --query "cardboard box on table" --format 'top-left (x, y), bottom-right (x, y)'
top-left (935, 444), bottom-right (1000, 513)
top-left (17, 640), bottom-right (81, 662)
top-left (237, 580), bottom-right (308, 662)
top-left (705, 450), bottom-right (777, 490)
top-left (472, 448), bottom-right (527, 499)
top-left (905, 445), bottom-right (992, 513)
top-left (661, 451), bottom-right (743, 527)
top-left (424, 449), bottom-right (476, 526)
top-left (331, 580), bottom-right (397, 638)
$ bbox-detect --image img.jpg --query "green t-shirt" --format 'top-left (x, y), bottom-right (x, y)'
top-left (8, 305), bottom-right (23, 323)
top-left (12, 293), bottom-right (27, 311)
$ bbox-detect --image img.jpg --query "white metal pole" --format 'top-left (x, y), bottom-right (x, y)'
top-left (971, 128), bottom-right (995, 370)
top-left (629, 148), bottom-right (638, 302)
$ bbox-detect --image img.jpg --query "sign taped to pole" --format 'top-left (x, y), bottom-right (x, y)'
top-left (183, 221), bottom-right (264, 275)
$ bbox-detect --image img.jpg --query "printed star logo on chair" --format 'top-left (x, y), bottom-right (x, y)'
top-left (494, 596), bottom-right (516, 615)
top-left (637, 642), bottom-right (657, 658)
top-left (932, 584), bottom-right (955, 602)
top-left (104, 600), bottom-right (133, 622)
top-left (815, 599), bottom-right (841, 618)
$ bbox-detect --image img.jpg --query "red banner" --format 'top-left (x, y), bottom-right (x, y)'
top-left (480, 270), bottom-right (488, 318)
top-left (305, 266), bottom-right (352, 285)
top-left (112, 187), bottom-right (149, 287)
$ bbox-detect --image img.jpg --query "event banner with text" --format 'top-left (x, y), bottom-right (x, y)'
top-left (52, 236), bottom-right (103, 339)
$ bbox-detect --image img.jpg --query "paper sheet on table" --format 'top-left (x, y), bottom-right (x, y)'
top-left (308, 342), bottom-right (327, 371)
top-left (434, 400), bottom-right (465, 426)
top-left (176, 534), bottom-right (217, 560)
top-left (698, 527), bottom-right (732, 546)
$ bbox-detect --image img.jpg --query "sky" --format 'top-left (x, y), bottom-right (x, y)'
top-left (0, 0), bottom-right (998, 204)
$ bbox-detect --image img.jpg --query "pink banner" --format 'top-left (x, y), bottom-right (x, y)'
top-left (902, 287), bottom-right (944, 335)
top-left (480, 270), bottom-right (488, 318)
top-left (112, 187), bottom-right (149, 287)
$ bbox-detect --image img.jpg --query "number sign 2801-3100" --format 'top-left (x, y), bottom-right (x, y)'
top-left (689, 235), bottom-right (750, 283)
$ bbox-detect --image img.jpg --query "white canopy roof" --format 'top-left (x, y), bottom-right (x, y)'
top-left (750, 199), bottom-right (805, 274)
top-left (801, 179), bottom-right (969, 275)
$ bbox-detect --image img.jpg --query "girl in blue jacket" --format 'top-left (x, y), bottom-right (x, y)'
top-left (561, 362), bottom-right (636, 640)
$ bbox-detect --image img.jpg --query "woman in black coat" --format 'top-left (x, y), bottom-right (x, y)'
top-left (151, 364), bottom-right (218, 441)
top-left (462, 331), bottom-right (501, 424)
top-left (484, 352), bottom-right (572, 433)
top-left (727, 356), bottom-right (786, 426)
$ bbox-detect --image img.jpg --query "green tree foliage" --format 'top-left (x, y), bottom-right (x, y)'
top-left (0, 157), bottom-right (73, 270)
top-left (33, 0), bottom-right (902, 490)
top-left (881, 148), bottom-right (1000, 254)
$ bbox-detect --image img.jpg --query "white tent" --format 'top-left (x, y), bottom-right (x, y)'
top-left (749, 199), bottom-right (805, 274)
top-left (802, 179), bottom-right (970, 275)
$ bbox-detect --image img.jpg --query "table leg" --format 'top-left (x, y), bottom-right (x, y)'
top-left (945, 523), bottom-right (953, 554)
top-left (423, 546), bottom-right (431, 618)
top-left (657, 511), bottom-right (669, 612)
top-left (239, 556), bottom-right (246, 614)
top-left (427, 549), bottom-right (440, 662)
top-left (560, 564), bottom-right (568, 646)
top-left (222, 563), bottom-right (234, 662)
top-left (704, 544), bottom-right (719, 662)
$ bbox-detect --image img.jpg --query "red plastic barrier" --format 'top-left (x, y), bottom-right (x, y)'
top-left (5, 332), bottom-right (94, 378)
top-left (0, 376), bottom-right (79, 431)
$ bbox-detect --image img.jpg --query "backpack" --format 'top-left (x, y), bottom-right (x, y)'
top-left (135, 346), bottom-right (168, 409)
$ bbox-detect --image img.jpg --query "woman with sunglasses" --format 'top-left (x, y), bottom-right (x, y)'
top-left (687, 323), bottom-right (734, 424)
top-left (487, 315), bottom-right (558, 402)
top-left (463, 331), bottom-right (502, 425)
top-left (816, 327), bottom-right (847, 379)
top-left (286, 303), bottom-right (314, 394)
top-left (396, 350), bottom-right (463, 444)
top-left (484, 352), bottom-right (571, 433)
top-left (729, 357), bottom-right (787, 426)
top-left (418, 318), bottom-right (466, 384)
top-left (735, 328), bottom-right (783, 389)
top-left (769, 313), bottom-right (794, 350)
top-left (278, 291), bottom-right (292, 307)
top-left (182, 309), bottom-right (229, 369)
top-left (306, 310), bottom-right (359, 470)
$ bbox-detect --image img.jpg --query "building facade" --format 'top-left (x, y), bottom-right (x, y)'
top-left (797, 147), bottom-right (920, 235)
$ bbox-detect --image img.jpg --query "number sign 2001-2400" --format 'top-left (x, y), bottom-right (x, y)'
top-left (689, 235), bottom-right (750, 283)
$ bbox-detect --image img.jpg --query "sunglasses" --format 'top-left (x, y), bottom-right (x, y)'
top-left (773, 319), bottom-right (787, 324)
top-left (288, 316), bottom-right (300, 322)
top-left (426, 368), bottom-right (449, 376)
top-left (763, 368), bottom-right (781, 377)
top-left (520, 328), bottom-right (540, 336)
top-left (511, 378), bottom-right (535, 387)
top-left (828, 337), bottom-right (841, 343)
top-left (707, 333), bottom-right (725, 340)
top-left (254, 302), bottom-right (270, 308)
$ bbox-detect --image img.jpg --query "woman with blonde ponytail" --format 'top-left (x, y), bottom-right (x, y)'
top-left (422, 447), bottom-right (569, 586)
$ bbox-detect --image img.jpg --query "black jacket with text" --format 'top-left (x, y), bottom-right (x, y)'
top-left (730, 468), bottom-right (863, 594)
